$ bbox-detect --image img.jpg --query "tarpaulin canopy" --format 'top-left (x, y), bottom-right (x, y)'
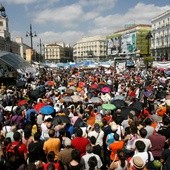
top-left (0, 51), bottom-right (36, 74)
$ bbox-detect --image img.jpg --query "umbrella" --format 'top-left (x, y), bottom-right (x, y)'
top-left (76, 87), bottom-right (82, 92)
top-left (144, 90), bottom-right (153, 97)
top-left (68, 86), bottom-right (76, 91)
top-left (58, 86), bottom-right (67, 92)
top-left (45, 81), bottom-right (55, 86)
top-left (102, 103), bottom-right (116, 110)
top-left (89, 97), bottom-right (102, 104)
top-left (166, 100), bottom-right (170, 106)
top-left (61, 96), bottom-right (73, 102)
top-left (121, 107), bottom-right (139, 119)
top-left (34, 102), bottom-right (47, 112)
top-left (101, 87), bottom-right (111, 93)
top-left (78, 82), bottom-right (86, 88)
top-left (29, 89), bottom-right (43, 99)
top-left (129, 101), bottom-right (143, 111)
top-left (52, 115), bottom-right (70, 125)
top-left (4, 106), bottom-right (17, 112)
top-left (71, 95), bottom-right (81, 103)
top-left (26, 109), bottom-right (38, 120)
top-left (40, 105), bottom-right (55, 115)
top-left (68, 81), bottom-right (74, 86)
top-left (90, 84), bottom-right (98, 89)
top-left (111, 99), bottom-right (127, 109)
top-left (113, 95), bottom-right (125, 100)
top-left (26, 108), bottom-right (38, 114)
top-left (66, 89), bottom-right (74, 95)
top-left (18, 99), bottom-right (28, 106)
top-left (16, 80), bottom-right (26, 88)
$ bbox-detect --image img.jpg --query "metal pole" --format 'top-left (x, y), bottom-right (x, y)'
top-left (26, 24), bottom-right (36, 49)
top-left (39, 38), bottom-right (42, 56)
top-left (30, 24), bottom-right (33, 49)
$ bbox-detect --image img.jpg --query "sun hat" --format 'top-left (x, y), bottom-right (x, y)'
top-left (64, 137), bottom-right (72, 147)
top-left (132, 156), bottom-right (145, 169)
top-left (110, 122), bottom-right (118, 132)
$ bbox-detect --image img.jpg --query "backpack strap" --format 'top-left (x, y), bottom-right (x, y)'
top-left (14, 141), bottom-right (22, 153)
top-left (147, 151), bottom-right (151, 161)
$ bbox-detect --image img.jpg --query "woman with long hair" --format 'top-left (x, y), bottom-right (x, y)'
top-left (109, 150), bottom-right (128, 170)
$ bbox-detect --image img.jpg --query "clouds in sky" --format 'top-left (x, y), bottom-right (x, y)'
top-left (5, 0), bottom-right (170, 47)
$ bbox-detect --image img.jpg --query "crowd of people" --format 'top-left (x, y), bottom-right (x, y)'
top-left (0, 64), bottom-right (170, 170)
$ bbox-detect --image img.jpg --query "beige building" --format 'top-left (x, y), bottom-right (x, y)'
top-left (15, 37), bottom-right (31, 60)
top-left (73, 35), bottom-right (107, 62)
top-left (44, 42), bottom-right (73, 63)
top-left (44, 43), bottom-right (65, 62)
top-left (151, 10), bottom-right (170, 60)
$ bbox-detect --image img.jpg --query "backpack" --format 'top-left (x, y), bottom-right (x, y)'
top-left (145, 151), bottom-right (157, 170)
top-left (6, 142), bottom-right (25, 168)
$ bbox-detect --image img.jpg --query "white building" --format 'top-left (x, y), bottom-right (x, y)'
top-left (151, 10), bottom-right (170, 60)
top-left (73, 35), bottom-right (107, 62)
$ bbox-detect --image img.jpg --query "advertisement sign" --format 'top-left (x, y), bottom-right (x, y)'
top-left (121, 32), bottom-right (136, 54)
top-left (107, 37), bottom-right (120, 55)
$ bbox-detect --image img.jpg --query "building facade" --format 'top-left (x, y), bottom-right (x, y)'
top-left (107, 24), bottom-right (151, 59)
top-left (151, 10), bottom-right (170, 60)
top-left (73, 35), bottom-right (107, 62)
top-left (15, 37), bottom-right (30, 60)
top-left (44, 42), bottom-right (73, 63)
top-left (0, 4), bottom-right (20, 55)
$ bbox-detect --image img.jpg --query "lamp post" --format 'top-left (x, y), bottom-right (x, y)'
top-left (145, 31), bottom-right (152, 56)
top-left (26, 24), bottom-right (37, 49)
top-left (37, 38), bottom-right (44, 62)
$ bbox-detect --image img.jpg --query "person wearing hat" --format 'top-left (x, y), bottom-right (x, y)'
top-left (128, 156), bottom-right (146, 170)
top-left (130, 140), bottom-right (154, 166)
top-left (58, 137), bottom-right (73, 166)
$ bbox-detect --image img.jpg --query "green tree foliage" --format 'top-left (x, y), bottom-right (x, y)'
top-left (143, 56), bottom-right (154, 68)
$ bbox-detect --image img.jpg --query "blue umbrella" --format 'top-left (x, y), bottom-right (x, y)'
top-left (40, 105), bottom-right (55, 115)
top-left (26, 109), bottom-right (38, 121)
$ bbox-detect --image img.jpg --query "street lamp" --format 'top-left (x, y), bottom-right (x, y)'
top-left (37, 38), bottom-right (44, 62)
top-left (26, 24), bottom-right (37, 49)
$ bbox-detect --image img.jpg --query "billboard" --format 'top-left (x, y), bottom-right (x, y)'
top-left (121, 32), bottom-right (136, 54)
top-left (107, 37), bottom-right (120, 55)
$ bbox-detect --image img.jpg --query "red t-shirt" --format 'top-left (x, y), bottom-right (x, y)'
top-left (43, 162), bottom-right (61, 170)
top-left (72, 137), bottom-right (89, 157)
top-left (6, 141), bottom-right (27, 155)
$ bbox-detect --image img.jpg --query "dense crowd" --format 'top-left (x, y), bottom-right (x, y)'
top-left (0, 65), bottom-right (170, 170)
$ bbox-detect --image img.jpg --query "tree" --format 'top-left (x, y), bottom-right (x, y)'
top-left (143, 56), bottom-right (154, 69)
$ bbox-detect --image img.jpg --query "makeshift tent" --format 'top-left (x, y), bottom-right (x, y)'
top-left (0, 51), bottom-right (36, 76)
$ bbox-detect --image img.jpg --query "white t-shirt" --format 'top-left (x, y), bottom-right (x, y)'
top-left (81, 153), bottom-right (103, 170)
top-left (40, 122), bottom-right (49, 140)
top-left (132, 138), bottom-right (152, 154)
top-left (130, 151), bottom-right (154, 166)
top-left (88, 130), bottom-right (104, 146)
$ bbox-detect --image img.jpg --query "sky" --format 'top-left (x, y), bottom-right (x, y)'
top-left (1, 0), bottom-right (170, 52)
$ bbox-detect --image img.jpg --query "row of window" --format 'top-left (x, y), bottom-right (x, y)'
top-left (153, 17), bottom-right (170, 29)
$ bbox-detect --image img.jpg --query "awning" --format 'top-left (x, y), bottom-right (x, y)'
top-left (0, 51), bottom-right (36, 74)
